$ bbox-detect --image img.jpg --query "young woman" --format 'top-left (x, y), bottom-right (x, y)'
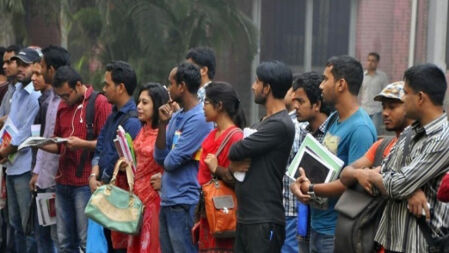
top-left (126, 83), bottom-right (169, 253)
top-left (197, 82), bottom-right (246, 252)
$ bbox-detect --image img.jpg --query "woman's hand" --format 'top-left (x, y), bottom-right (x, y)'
top-left (204, 154), bottom-right (218, 174)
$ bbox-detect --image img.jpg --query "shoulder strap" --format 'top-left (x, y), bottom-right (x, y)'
top-left (85, 90), bottom-right (99, 141)
top-left (76, 90), bottom-right (99, 177)
top-left (116, 110), bottom-right (138, 131)
top-left (215, 128), bottom-right (242, 157)
top-left (401, 128), bottom-right (413, 166)
top-left (373, 136), bottom-right (395, 167)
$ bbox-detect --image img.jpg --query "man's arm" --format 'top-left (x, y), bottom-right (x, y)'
top-left (340, 156), bottom-right (374, 187)
top-left (162, 114), bottom-right (212, 172)
top-left (154, 104), bottom-right (171, 165)
top-left (228, 120), bottom-right (287, 161)
top-left (382, 139), bottom-right (449, 199)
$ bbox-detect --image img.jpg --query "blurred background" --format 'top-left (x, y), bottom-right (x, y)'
top-left (0, 0), bottom-right (447, 123)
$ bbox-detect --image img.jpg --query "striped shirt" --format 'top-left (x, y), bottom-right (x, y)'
top-left (375, 113), bottom-right (449, 252)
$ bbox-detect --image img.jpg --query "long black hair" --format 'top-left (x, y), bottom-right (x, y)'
top-left (137, 82), bottom-right (169, 128)
top-left (205, 82), bottom-right (246, 129)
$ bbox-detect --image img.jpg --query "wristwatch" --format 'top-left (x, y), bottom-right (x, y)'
top-left (307, 184), bottom-right (315, 197)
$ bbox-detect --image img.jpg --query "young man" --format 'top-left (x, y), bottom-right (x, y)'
top-left (340, 81), bottom-right (411, 187)
top-left (358, 52), bottom-right (388, 135)
top-left (290, 71), bottom-right (333, 253)
top-left (0, 47), bottom-right (41, 253)
top-left (0, 45), bottom-right (21, 126)
top-left (155, 62), bottom-right (213, 253)
top-left (42, 66), bottom-right (111, 252)
top-left (228, 61), bottom-right (295, 253)
top-left (29, 45), bottom-right (71, 253)
top-left (352, 64), bottom-right (449, 253)
top-left (185, 47), bottom-right (216, 103)
top-left (291, 56), bottom-right (376, 253)
top-left (281, 85), bottom-right (307, 253)
top-left (0, 47), bottom-right (8, 101)
top-left (89, 60), bottom-right (141, 252)
top-left (0, 44), bottom-right (21, 253)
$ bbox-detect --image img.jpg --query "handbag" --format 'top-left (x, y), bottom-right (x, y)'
top-left (334, 137), bottom-right (393, 253)
top-left (84, 157), bottom-right (144, 234)
top-left (202, 128), bottom-right (241, 238)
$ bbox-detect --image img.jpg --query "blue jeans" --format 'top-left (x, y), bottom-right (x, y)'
top-left (55, 184), bottom-right (90, 253)
top-left (35, 188), bottom-right (58, 253)
top-left (6, 172), bottom-right (36, 253)
top-left (159, 204), bottom-right (197, 253)
top-left (281, 216), bottom-right (299, 253)
top-left (309, 229), bottom-right (334, 253)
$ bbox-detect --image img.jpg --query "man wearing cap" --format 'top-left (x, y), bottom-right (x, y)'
top-left (341, 81), bottom-right (412, 187)
top-left (0, 47), bottom-right (41, 253)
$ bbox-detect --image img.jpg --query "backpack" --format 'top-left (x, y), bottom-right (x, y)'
top-left (334, 136), bottom-right (394, 253)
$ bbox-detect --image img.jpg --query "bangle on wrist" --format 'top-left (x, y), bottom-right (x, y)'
top-left (89, 173), bottom-right (97, 180)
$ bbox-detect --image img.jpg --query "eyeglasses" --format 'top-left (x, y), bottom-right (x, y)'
top-left (58, 88), bottom-right (76, 100)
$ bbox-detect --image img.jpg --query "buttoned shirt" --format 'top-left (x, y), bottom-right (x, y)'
top-left (33, 90), bottom-right (61, 189)
top-left (5, 82), bottom-right (40, 175)
top-left (359, 70), bottom-right (388, 115)
top-left (55, 86), bottom-right (111, 186)
top-left (92, 99), bottom-right (141, 183)
top-left (283, 111), bottom-right (307, 216)
top-left (197, 81), bottom-right (211, 105)
top-left (375, 113), bottom-right (449, 252)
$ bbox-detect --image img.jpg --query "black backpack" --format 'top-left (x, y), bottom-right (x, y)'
top-left (334, 136), bottom-right (394, 253)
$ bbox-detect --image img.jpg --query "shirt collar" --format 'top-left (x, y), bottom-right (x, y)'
top-left (23, 82), bottom-right (35, 94)
top-left (113, 98), bottom-right (137, 114)
top-left (411, 113), bottom-right (447, 137)
top-left (306, 115), bottom-right (330, 135)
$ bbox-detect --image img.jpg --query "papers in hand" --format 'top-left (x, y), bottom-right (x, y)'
top-left (286, 133), bottom-right (344, 184)
top-left (36, 192), bottom-right (56, 226)
top-left (18, 137), bottom-right (68, 151)
top-left (233, 127), bottom-right (257, 182)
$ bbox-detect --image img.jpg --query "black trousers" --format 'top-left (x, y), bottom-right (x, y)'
top-left (234, 222), bottom-right (285, 253)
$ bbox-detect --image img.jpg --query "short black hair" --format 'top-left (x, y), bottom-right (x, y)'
top-left (42, 45), bottom-right (71, 70)
top-left (5, 45), bottom-right (21, 54)
top-left (53, 66), bottom-right (82, 89)
top-left (0, 47), bottom-right (5, 76)
top-left (368, 52), bottom-right (380, 61)
top-left (326, 55), bottom-right (364, 96)
top-left (185, 47), bottom-right (216, 80)
top-left (256, 61), bottom-right (292, 99)
top-left (138, 82), bottom-right (169, 128)
top-left (175, 62), bottom-right (201, 94)
top-left (105, 61), bottom-right (137, 96)
top-left (293, 71), bottom-right (332, 116)
top-left (404, 63), bottom-right (447, 106)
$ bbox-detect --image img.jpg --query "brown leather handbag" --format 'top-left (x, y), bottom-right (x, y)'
top-left (202, 128), bottom-right (241, 238)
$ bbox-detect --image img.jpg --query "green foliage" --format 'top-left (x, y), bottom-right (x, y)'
top-left (67, 0), bottom-right (257, 91)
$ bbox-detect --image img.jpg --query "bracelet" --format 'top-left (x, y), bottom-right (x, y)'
top-left (89, 173), bottom-right (97, 179)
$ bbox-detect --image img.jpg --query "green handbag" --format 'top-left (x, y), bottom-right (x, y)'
top-left (85, 158), bottom-right (144, 234)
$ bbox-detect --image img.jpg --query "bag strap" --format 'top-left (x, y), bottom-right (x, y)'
top-left (373, 136), bottom-right (395, 167)
top-left (416, 216), bottom-right (437, 244)
top-left (215, 128), bottom-right (242, 157)
top-left (401, 128), bottom-right (413, 166)
top-left (76, 90), bottom-right (99, 177)
top-left (109, 157), bottom-right (134, 193)
top-left (117, 110), bottom-right (138, 131)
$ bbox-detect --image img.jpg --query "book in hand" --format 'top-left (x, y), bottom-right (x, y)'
top-left (36, 192), bottom-right (56, 226)
top-left (0, 118), bottom-right (18, 163)
top-left (286, 133), bottom-right (344, 184)
top-left (18, 137), bottom-right (68, 151)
